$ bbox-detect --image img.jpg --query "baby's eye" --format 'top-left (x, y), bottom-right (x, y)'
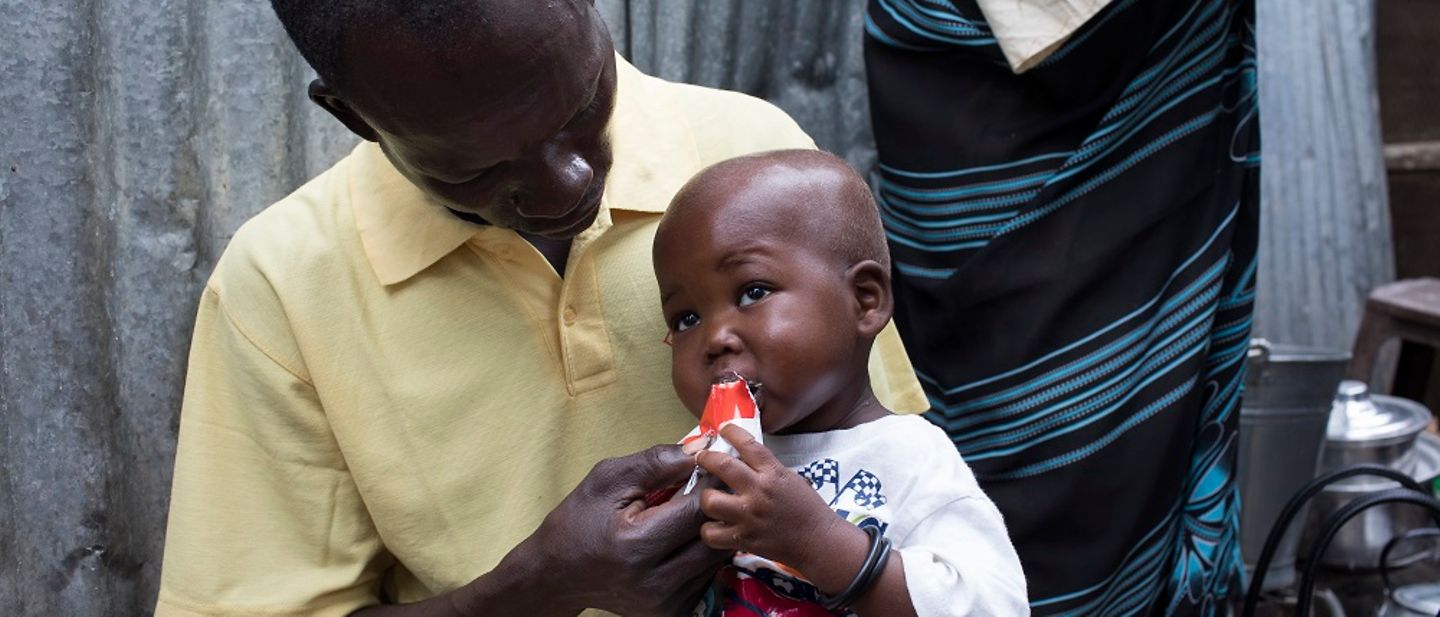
top-left (738, 285), bottom-right (771, 307)
top-left (673, 312), bottom-right (700, 332)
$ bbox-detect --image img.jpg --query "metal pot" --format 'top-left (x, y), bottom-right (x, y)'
top-left (1379, 584), bottom-right (1440, 617)
top-left (1378, 529), bottom-right (1440, 617)
top-left (1304, 480), bottom-right (1434, 571)
top-left (1238, 340), bottom-right (1350, 591)
top-left (1324, 381), bottom-right (1431, 473)
top-left (1302, 381), bottom-right (1436, 570)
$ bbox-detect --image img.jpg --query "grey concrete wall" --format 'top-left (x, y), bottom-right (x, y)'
top-left (0, 0), bottom-right (1392, 614)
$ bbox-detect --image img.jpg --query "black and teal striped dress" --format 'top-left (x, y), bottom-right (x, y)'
top-left (865, 0), bottom-right (1259, 614)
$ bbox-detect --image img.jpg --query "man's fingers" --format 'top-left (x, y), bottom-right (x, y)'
top-left (670, 567), bottom-right (722, 617)
top-left (630, 485), bottom-right (709, 554)
top-left (591, 444), bottom-right (694, 498)
top-left (657, 539), bottom-right (730, 615)
top-left (660, 535), bottom-right (731, 577)
top-left (635, 443), bottom-right (700, 490)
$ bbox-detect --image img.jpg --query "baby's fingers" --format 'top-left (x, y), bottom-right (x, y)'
top-left (698, 487), bottom-right (748, 522)
top-left (700, 520), bottom-right (746, 551)
top-left (697, 448), bottom-right (756, 492)
top-left (720, 424), bottom-right (783, 473)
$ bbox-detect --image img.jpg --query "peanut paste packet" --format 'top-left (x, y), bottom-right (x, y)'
top-left (643, 374), bottom-right (762, 507)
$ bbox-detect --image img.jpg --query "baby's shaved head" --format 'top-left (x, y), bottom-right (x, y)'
top-left (658, 150), bottom-right (890, 271)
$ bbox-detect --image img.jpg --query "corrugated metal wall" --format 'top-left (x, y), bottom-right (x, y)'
top-left (1254, 0), bottom-right (1395, 350)
top-left (2, 1), bottom-right (357, 612)
top-left (0, 0), bottom-right (1391, 613)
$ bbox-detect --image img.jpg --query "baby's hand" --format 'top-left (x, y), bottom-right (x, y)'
top-left (694, 424), bottom-right (847, 572)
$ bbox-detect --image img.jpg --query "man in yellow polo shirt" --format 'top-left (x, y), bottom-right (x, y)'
top-left (156, 1), bottom-right (927, 615)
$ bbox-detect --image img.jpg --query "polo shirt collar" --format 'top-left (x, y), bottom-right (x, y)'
top-left (349, 54), bottom-right (702, 286)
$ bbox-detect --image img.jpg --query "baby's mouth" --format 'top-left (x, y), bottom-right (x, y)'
top-left (714, 371), bottom-right (765, 411)
top-left (747, 379), bottom-right (765, 411)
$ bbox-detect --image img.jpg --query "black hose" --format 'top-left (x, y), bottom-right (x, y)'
top-left (1296, 487), bottom-right (1440, 617)
top-left (1242, 464), bottom-right (1430, 617)
top-left (1379, 527), bottom-right (1440, 601)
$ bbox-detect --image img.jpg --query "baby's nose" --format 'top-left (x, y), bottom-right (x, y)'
top-left (703, 322), bottom-right (744, 360)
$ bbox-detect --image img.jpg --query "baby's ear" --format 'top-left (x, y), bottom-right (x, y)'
top-left (845, 260), bottom-right (894, 339)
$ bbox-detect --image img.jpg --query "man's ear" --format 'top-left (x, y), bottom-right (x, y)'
top-left (308, 79), bottom-right (379, 142)
top-left (846, 260), bottom-right (894, 339)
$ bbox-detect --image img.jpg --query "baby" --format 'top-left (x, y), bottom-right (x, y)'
top-left (653, 150), bottom-right (1028, 617)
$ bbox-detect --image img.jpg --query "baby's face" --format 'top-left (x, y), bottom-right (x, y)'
top-left (654, 186), bottom-right (866, 435)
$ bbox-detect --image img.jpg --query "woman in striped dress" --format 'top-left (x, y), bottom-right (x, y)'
top-left (865, 0), bottom-right (1259, 614)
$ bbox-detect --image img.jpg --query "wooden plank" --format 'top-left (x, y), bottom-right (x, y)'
top-left (1385, 142), bottom-right (1440, 171)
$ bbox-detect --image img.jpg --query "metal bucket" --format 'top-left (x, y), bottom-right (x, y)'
top-left (1238, 339), bottom-right (1350, 591)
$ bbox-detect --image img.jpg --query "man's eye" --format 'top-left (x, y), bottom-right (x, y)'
top-left (674, 313), bottom-right (700, 332)
top-left (738, 286), bottom-right (771, 307)
top-left (566, 90), bottom-right (606, 128)
top-left (582, 91), bottom-right (604, 116)
top-left (434, 167), bottom-right (491, 186)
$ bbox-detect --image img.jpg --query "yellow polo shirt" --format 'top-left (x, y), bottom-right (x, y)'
top-left (156, 56), bottom-right (926, 616)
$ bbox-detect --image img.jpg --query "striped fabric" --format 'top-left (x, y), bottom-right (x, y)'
top-left (865, 0), bottom-right (1258, 614)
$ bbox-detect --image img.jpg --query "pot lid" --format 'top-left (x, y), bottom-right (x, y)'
top-left (1326, 380), bottom-right (1430, 442)
top-left (1394, 582), bottom-right (1440, 614)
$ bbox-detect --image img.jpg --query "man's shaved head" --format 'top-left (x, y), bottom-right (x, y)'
top-left (273, 0), bottom-right (618, 238)
top-left (271, 0), bottom-right (499, 93)
top-left (659, 149), bottom-right (891, 272)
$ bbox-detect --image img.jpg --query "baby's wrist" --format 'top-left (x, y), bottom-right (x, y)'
top-left (791, 515), bottom-right (870, 593)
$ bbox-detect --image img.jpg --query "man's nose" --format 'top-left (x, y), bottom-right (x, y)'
top-left (514, 142), bottom-right (593, 219)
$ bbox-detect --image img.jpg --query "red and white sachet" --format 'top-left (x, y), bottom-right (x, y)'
top-left (681, 374), bottom-right (763, 457)
top-left (642, 374), bottom-right (763, 506)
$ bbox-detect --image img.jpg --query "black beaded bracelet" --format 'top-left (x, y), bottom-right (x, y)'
top-left (818, 525), bottom-right (893, 611)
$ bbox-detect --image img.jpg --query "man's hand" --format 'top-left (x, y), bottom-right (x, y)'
top-left (352, 444), bottom-right (727, 617)
top-left (513, 443), bottom-right (731, 616)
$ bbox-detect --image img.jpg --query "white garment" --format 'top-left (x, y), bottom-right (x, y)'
top-left (976, 0), bottom-right (1115, 73)
top-left (760, 414), bottom-right (1030, 617)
